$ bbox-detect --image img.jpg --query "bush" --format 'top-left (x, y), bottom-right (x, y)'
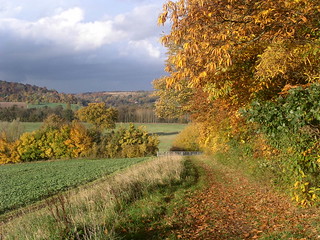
top-left (171, 123), bottom-right (200, 151)
top-left (1, 121), bottom-right (159, 164)
top-left (104, 124), bottom-right (159, 158)
top-left (243, 83), bottom-right (320, 206)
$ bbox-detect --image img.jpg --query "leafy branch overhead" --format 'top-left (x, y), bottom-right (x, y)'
top-left (156, 0), bottom-right (320, 108)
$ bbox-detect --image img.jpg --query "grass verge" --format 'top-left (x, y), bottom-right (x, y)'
top-left (1, 155), bottom-right (200, 239)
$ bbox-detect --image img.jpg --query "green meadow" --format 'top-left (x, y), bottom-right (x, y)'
top-left (27, 102), bottom-right (81, 111)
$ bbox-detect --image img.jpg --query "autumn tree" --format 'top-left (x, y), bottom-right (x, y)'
top-left (156, 0), bottom-right (320, 205)
top-left (153, 76), bottom-right (194, 119)
top-left (77, 103), bottom-right (118, 130)
top-left (157, 0), bottom-right (320, 108)
top-left (41, 114), bottom-right (66, 130)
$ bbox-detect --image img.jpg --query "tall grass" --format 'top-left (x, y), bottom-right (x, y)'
top-left (0, 120), bottom-right (25, 141)
top-left (2, 155), bottom-right (185, 239)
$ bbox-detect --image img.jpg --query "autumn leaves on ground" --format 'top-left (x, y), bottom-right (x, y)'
top-left (165, 157), bottom-right (320, 240)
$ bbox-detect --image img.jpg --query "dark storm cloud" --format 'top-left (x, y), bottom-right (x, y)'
top-left (0, 2), bottom-right (167, 93)
top-left (0, 39), bottom-right (165, 93)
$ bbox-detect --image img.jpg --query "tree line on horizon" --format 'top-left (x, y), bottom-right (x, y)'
top-left (0, 80), bottom-right (189, 123)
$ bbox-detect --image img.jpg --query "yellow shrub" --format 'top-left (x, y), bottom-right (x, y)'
top-left (0, 136), bottom-right (21, 164)
top-left (65, 121), bottom-right (93, 158)
top-left (171, 123), bottom-right (200, 151)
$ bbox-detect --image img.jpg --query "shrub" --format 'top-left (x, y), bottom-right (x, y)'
top-left (171, 123), bottom-right (200, 151)
top-left (16, 121), bottom-right (93, 162)
top-left (243, 83), bottom-right (320, 206)
top-left (1, 120), bottom-right (159, 164)
top-left (64, 121), bottom-right (93, 158)
top-left (104, 124), bottom-right (159, 158)
top-left (0, 133), bottom-right (20, 164)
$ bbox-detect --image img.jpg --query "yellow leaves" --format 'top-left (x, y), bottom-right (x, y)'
top-left (158, 11), bottom-right (168, 25)
top-left (0, 137), bottom-right (21, 164)
top-left (165, 76), bottom-right (175, 88)
top-left (183, 42), bottom-right (189, 49)
top-left (65, 121), bottom-right (93, 158)
top-left (205, 62), bottom-right (217, 72)
top-left (292, 176), bottom-right (320, 206)
top-left (77, 103), bottom-right (117, 130)
top-left (260, 9), bottom-right (274, 16)
top-left (199, 71), bottom-right (207, 78)
top-left (300, 15), bottom-right (307, 23)
top-left (164, 65), bottom-right (173, 73)
top-left (158, 0), bottom-right (320, 113)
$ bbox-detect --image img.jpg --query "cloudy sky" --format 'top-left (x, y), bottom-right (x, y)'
top-left (0, 0), bottom-right (169, 93)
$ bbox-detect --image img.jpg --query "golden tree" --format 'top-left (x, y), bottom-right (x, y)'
top-left (158, 0), bottom-right (320, 107)
top-left (77, 103), bottom-right (118, 130)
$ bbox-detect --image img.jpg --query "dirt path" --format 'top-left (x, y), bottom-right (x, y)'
top-left (166, 156), bottom-right (320, 239)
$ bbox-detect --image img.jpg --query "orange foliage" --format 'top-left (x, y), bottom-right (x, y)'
top-left (64, 121), bottom-right (93, 158)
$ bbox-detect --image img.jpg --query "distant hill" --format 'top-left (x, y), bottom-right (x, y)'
top-left (75, 91), bottom-right (157, 107)
top-left (0, 80), bottom-right (188, 123)
top-left (0, 80), bottom-right (78, 104)
top-left (0, 80), bottom-right (157, 107)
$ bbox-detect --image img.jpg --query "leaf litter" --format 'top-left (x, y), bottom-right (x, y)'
top-left (163, 156), bottom-right (320, 239)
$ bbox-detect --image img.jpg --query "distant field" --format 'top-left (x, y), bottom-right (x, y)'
top-left (22, 122), bottom-right (42, 132)
top-left (0, 157), bottom-right (148, 215)
top-left (128, 123), bottom-right (186, 152)
top-left (27, 102), bottom-right (80, 111)
top-left (120, 123), bottom-right (186, 134)
top-left (20, 122), bottom-right (187, 151)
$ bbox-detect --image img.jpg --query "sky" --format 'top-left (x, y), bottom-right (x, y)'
top-left (0, 0), bottom-right (169, 93)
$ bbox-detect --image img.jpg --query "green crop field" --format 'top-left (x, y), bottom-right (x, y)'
top-left (22, 122), bottom-right (42, 132)
top-left (0, 157), bottom-right (148, 215)
top-left (27, 102), bottom-right (81, 111)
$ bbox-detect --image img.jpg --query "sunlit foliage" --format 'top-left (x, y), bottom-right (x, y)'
top-left (77, 103), bottom-right (118, 130)
top-left (156, 0), bottom-right (320, 205)
top-left (157, 0), bottom-right (320, 106)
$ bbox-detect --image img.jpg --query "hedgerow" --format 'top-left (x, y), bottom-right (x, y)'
top-left (243, 84), bottom-right (320, 206)
top-left (0, 118), bottom-right (159, 164)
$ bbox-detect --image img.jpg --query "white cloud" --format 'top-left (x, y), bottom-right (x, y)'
top-left (0, 7), bottom-right (127, 51)
top-left (0, 4), bottom-right (167, 60)
top-left (0, 4), bottom-right (165, 54)
top-left (0, 1), bottom-right (167, 92)
top-left (114, 4), bottom-right (162, 40)
top-left (0, 1), bottom-right (22, 17)
top-left (128, 39), bottom-right (161, 58)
